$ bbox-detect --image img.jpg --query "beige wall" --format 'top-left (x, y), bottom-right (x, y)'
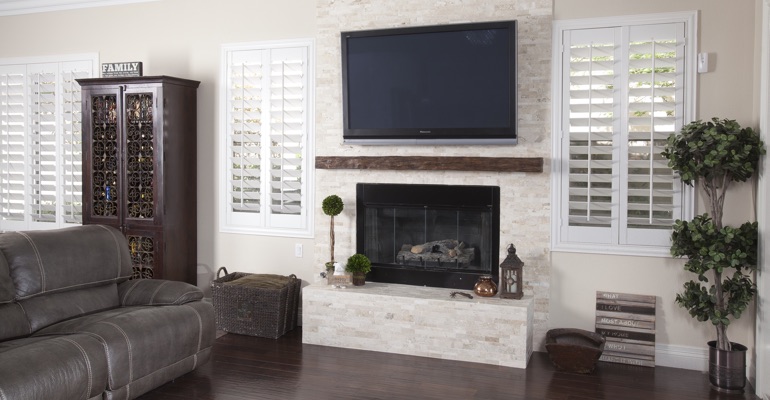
top-left (0, 0), bottom-right (320, 293)
top-left (552, 0), bottom-right (761, 370)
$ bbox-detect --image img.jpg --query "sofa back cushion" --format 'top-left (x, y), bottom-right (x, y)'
top-left (0, 246), bottom-right (31, 341)
top-left (0, 225), bottom-right (132, 300)
top-left (0, 251), bottom-right (13, 304)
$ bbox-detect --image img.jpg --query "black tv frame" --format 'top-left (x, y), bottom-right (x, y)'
top-left (341, 20), bottom-right (518, 145)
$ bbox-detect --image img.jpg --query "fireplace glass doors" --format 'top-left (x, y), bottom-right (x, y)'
top-left (356, 183), bottom-right (500, 290)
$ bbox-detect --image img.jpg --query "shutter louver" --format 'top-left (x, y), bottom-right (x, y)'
top-left (269, 59), bottom-right (305, 215)
top-left (0, 68), bottom-right (26, 224)
top-left (566, 31), bottom-right (617, 230)
top-left (625, 25), bottom-right (684, 232)
top-left (228, 60), bottom-right (263, 213)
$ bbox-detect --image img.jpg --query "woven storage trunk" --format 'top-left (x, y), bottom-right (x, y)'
top-left (211, 267), bottom-right (301, 339)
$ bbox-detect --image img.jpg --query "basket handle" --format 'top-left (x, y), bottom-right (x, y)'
top-left (289, 274), bottom-right (297, 281)
top-left (217, 267), bottom-right (228, 278)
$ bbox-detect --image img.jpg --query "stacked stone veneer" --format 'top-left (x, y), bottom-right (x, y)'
top-left (313, 0), bottom-right (553, 351)
top-left (303, 283), bottom-right (534, 368)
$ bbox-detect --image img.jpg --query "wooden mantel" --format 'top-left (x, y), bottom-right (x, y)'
top-left (315, 156), bottom-right (544, 173)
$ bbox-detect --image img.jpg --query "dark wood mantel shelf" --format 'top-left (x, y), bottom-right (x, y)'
top-left (315, 156), bottom-right (543, 173)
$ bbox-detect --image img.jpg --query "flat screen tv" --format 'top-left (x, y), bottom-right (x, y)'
top-left (341, 20), bottom-right (517, 145)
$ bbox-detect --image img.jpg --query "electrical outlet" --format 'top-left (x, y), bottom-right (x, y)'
top-left (294, 243), bottom-right (303, 258)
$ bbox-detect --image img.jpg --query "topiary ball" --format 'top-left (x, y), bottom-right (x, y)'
top-left (322, 195), bottom-right (344, 217)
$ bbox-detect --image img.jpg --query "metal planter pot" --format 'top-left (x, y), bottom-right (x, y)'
top-left (708, 340), bottom-right (747, 393)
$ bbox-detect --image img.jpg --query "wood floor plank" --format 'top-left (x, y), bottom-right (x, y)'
top-left (137, 328), bottom-right (759, 400)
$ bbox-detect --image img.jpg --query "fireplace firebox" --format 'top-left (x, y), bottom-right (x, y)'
top-left (356, 183), bottom-right (500, 290)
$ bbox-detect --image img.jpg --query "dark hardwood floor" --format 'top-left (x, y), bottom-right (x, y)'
top-left (138, 328), bottom-right (759, 400)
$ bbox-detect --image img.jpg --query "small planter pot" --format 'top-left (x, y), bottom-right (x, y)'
top-left (351, 272), bottom-right (366, 286)
top-left (708, 340), bottom-right (747, 393)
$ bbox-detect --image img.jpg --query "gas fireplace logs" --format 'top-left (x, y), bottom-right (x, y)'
top-left (398, 239), bottom-right (475, 267)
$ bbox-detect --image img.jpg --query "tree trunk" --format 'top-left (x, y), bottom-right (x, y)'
top-left (713, 269), bottom-right (731, 351)
top-left (707, 175), bottom-right (731, 351)
top-left (329, 215), bottom-right (335, 263)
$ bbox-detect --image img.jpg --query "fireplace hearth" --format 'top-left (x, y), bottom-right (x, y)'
top-left (356, 183), bottom-right (500, 290)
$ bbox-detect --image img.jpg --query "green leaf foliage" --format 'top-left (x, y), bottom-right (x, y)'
top-left (661, 118), bottom-right (764, 186)
top-left (670, 215), bottom-right (758, 328)
top-left (670, 215), bottom-right (758, 275)
top-left (345, 253), bottom-right (372, 274)
top-left (322, 195), bottom-right (344, 217)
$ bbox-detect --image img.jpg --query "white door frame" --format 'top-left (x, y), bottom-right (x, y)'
top-left (757, 0), bottom-right (770, 398)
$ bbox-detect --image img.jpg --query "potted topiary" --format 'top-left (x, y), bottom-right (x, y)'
top-left (661, 118), bottom-right (765, 392)
top-left (322, 195), bottom-right (344, 276)
top-left (345, 253), bottom-right (371, 286)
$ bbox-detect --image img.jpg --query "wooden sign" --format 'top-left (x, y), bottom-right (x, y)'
top-left (101, 62), bottom-right (143, 78)
top-left (595, 291), bottom-right (656, 368)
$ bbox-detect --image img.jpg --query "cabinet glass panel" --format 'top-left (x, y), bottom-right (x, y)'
top-left (128, 234), bottom-right (154, 279)
top-left (125, 93), bottom-right (154, 219)
top-left (90, 95), bottom-right (119, 217)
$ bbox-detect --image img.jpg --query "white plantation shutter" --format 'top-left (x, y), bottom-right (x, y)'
top-left (0, 56), bottom-right (95, 231)
top-left (554, 15), bottom-right (694, 255)
top-left (28, 67), bottom-right (58, 223)
top-left (221, 40), bottom-right (314, 237)
top-left (0, 66), bottom-right (26, 227)
top-left (227, 54), bottom-right (263, 215)
top-left (623, 24), bottom-right (685, 246)
top-left (563, 28), bottom-right (619, 245)
top-left (61, 67), bottom-right (87, 224)
top-left (269, 55), bottom-right (305, 217)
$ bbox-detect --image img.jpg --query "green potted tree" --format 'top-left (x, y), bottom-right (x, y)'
top-left (345, 253), bottom-right (371, 286)
top-left (322, 195), bottom-right (344, 276)
top-left (662, 118), bottom-right (765, 392)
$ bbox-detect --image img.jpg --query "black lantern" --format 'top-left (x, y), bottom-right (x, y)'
top-left (499, 244), bottom-right (523, 299)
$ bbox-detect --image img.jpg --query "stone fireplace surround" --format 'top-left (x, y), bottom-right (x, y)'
top-left (311, 0), bottom-right (552, 367)
top-left (304, 181), bottom-right (535, 367)
top-left (302, 282), bottom-right (534, 368)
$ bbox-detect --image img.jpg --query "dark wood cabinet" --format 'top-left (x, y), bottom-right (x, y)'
top-left (77, 76), bottom-right (199, 284)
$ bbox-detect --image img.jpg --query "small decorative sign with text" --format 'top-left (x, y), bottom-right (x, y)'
top-left (101, 62), bottom-right (143, 78)
top-left (595, 291), bottom-right (656, 368)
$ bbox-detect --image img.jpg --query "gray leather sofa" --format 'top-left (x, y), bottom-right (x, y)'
top-left (0, 225), bottom-right (215, 400)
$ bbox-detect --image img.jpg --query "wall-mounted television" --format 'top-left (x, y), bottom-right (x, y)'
top-left (341, 20), bottom-right (517, 145)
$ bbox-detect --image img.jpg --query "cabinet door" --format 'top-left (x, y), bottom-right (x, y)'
top-left (122, 88), bottom-right (162, 229)
top-left (126, 228), bottom-right (164, 280)
top-left (82, 87), bottom-right (124, 227)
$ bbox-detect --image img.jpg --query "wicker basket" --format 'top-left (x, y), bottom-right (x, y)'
top-left (211, 267), bottom-right (301, 339)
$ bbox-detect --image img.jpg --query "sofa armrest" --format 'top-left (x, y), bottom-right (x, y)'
top-left (118, 279), bottom-right (203, 306)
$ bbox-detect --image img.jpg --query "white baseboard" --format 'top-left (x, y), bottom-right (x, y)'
top-left (655, 343), bottom-right (708, 371)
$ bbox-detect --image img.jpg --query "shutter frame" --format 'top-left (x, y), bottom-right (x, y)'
top-left (220, 39), bottom-right (315, 238)
top-left (552, 13), bottom-right (696, 257)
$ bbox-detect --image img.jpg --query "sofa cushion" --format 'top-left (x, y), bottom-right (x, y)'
top-left (19, 284), bottom-right (121, 333)
top-left (118, 279), bottom-right (204, 306)
top-left (0, 225), bottom-right (131, 300)
top-left (34, 301), bottom-right (215, 391)
top-left (0, 253), bottom-right (13, 304)
top-left (0, 303), bottom-right (30, 341)
top-left (0, 334), bottom-right (109, 400)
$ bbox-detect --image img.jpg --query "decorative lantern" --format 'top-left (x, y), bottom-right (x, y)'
top-left (499, 244), bottom-right (523, 299)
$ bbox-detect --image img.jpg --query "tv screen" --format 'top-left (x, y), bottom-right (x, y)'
top-left (341, 21), bottom-right (517, 145)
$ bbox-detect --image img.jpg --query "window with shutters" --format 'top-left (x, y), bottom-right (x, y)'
top-left (552, 13), bottom-right (696, 256)
top-left (219, 39), bottom-right (314, 237)
top-left (0, 54), bottom-right (97, 231)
